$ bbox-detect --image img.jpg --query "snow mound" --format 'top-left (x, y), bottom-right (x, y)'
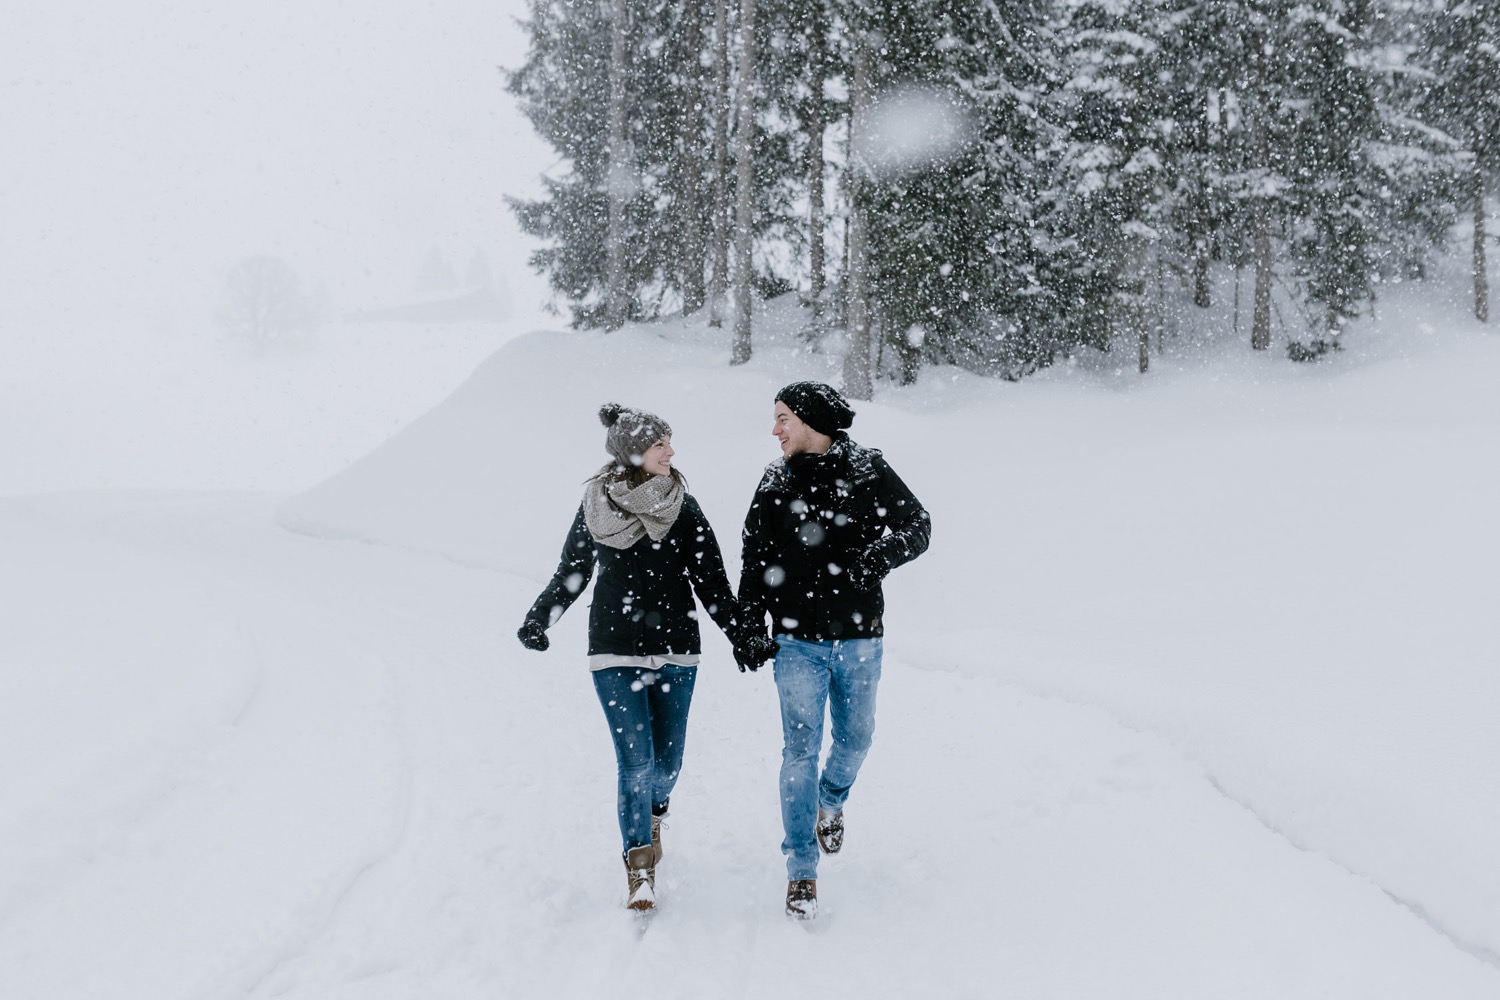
top-left (276, 302), bottom-right (848, 576)
top-left (278, 295), bottom-right (1500, 974)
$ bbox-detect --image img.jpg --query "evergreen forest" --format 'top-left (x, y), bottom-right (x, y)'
top-left (507, 0), bottom-right (1500, 391)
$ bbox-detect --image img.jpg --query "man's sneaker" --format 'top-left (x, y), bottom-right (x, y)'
top-left (785, 879), bottom-right (817, 919)
top-left (816, 810), bottom-right (844, 854)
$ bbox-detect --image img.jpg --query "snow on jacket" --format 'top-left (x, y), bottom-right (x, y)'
top-left (739, 434), bottom-right (931, 642)
top-left (525, 493), bottom-right (744, 657)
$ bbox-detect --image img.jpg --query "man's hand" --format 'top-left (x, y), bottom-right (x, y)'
top-left (844, 546), bottom-right (891, 591)
top-left (517, 619), bottom-right (550, 651)
top-left (733, 633), bottom-right (780, 672)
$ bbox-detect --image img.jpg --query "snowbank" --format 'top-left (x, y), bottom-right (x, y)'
top-left (4, 280), bottom-right (1498, 997)
top-left (281, 288), bottom-right (1500, 970)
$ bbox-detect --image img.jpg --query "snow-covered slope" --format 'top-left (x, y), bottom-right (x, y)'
top-left (3, 285), bottom-right (1499, 997)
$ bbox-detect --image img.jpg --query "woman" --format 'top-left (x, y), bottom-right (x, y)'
top-left (517, 403), bottom-right (748, 912)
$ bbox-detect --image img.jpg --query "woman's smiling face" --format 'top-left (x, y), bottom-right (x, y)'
top-left (640, 436), bottom-right (674, 477)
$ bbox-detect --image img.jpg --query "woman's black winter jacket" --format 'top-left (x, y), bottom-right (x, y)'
top-left (739, 435), bottom-right (930, 642)
top-left (524, 494), bottom-right (743, 657)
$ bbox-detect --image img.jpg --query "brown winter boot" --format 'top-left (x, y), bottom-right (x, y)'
top-left (816, 809), bottom-right (844, 854)
top-left (785, 879), bottom-right (817, 920)
top-left (624, 845), bottom-right (656, 911)
top-left (650, 813), bottom-right (665, 866)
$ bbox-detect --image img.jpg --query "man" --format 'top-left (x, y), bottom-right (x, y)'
top-left (734, 381), bottom-right (931, 919)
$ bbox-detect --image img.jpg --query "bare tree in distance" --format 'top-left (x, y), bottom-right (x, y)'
top-left (218, 255), bottom-right (315, 352)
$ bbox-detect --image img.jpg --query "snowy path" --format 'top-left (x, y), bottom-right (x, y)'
top-left (3, 491), bottom-right (1496, 998)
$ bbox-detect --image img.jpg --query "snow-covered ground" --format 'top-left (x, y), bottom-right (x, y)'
top-left (4, 261), bottom-right (1500, 996)
top-left (0, 319), bottom-right (529, 497)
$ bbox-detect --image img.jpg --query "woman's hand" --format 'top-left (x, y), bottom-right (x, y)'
top-left (517, 619), bottom-right (550, 651)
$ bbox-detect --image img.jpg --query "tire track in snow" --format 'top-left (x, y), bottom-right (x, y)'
top-left (1202, 774), bottom-right (1500, 972)
top-left (226, 597), bottom-right (423, 999)
top-left (902, 644), bottom-right (1500, 976)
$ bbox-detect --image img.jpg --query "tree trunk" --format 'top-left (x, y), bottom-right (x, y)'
top-left (707, 0), bottom-right (731, 327)
top-left (678, 0), bottom-right (705, 315)
top-left (1251, 194), bottom-right (1272, 351)
top-left (842, 42), bottom-right (873, 400)
top-left (1130, 235), bottom-right (1150, 374)
top-left (1250, 59), bottom-right (1271, 352)
top-left (1232, 260), bottom-right (1242, 339)
top-left (807, 5), bottom-right (826, 311)
top-left (1193, 90), bottom-right (1215, 309)
top-left (1475, 169), bottom-right (1489, 323)
top-left (1192, 228), bottom-right (1211, 309)
top-left (605, 0), bottom-right (630, 331)
top-left (1156, 255), bottom-right (1166, 355)
top-left (729, 0), bottom-right (757, 365)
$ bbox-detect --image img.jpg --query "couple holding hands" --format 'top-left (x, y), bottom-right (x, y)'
top-left (518, 381), bottom-right (931, 919)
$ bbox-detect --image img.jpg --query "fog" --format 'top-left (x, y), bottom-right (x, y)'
top-left (2, 0), bottom-right (551, 330)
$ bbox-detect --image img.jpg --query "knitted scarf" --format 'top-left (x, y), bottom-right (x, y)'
top-left (582, 467), bottom-right (686, 549)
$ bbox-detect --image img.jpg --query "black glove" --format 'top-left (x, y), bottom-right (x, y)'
top-left (844, 546), bottom-right (891, 591)
top-left (733, 633), bottom-right (780, 673)
top-left (517, 619), bottom-right (550, 651)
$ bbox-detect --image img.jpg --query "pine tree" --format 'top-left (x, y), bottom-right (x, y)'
top-left (1285, 0), bottom-right (1380, 354)
top-left (511, 0), bottom-right (814, 333)
top-left (1359, 0), bottom-right (1460, 284)
top-left (509, 0), bottom-right (712, 327)
top-left (506, 0), bottom-right (1485, 372)
top-left (1051, 0), bottom-right (1178, 371)
top-left (1157, 0), bottom-right (1254, 314)
top-left (850, 0), bottom-right (1066, 381)
top-left (1421, 0), bottom-right (1500, 322)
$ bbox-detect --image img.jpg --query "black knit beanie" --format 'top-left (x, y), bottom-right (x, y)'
top-left (599, 403), bottom-right (672, 467)
top-left (775, 381), bottom-right (855, 436)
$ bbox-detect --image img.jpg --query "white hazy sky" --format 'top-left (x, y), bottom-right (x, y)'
top-left (2, 0), bottom-right (554, 331)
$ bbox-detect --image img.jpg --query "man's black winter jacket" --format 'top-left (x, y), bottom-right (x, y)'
top-left (525, 494), bottom-right (742, 657)
top-left (739, 435), bottom-right (930, 642)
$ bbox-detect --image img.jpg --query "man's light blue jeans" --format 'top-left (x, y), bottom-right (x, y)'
top-left (772, 635), bottom-right (883, 880)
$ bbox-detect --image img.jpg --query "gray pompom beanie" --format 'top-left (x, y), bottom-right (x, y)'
top-left (599, 403), bottom-right (672, 468)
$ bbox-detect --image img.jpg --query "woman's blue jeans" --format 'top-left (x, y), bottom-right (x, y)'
top-left (592, 665), bottom-right (698, 854)
top-left (772, 635), bottom-right (883, 880)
